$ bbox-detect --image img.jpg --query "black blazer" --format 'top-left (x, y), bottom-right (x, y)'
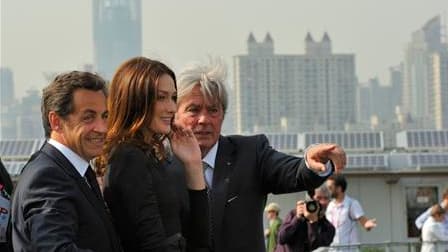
top-left (0, 158), bottom-right (13, 252)
top-left (11, 142), bottom-right (122, 252)
top-left (103, 142), bottom-right (209, 252)
top-left (171, 134), bottom-right (332, 252)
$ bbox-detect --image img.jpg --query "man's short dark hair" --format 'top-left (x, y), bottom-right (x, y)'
top-left (330, 174), bottom-right (347, 193)
top-left (41, 71), bottom-right (107, 138)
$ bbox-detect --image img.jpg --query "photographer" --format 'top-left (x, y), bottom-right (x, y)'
top-left (276, 187), bottom-right (335, 252)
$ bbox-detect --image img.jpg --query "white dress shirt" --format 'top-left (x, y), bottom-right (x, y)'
top-left (47, 139), bottom-right (89, 177)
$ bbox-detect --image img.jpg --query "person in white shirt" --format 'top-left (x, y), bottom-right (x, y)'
top-left (416, 188), bottom-right (448, 231)
top-left (421, 204), bottom-right (448, 252)
top-left (326, 175), bottom-right (376, 248)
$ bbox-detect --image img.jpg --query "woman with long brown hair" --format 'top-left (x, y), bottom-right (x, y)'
top-left (101, 57), bottom-right (208, 251)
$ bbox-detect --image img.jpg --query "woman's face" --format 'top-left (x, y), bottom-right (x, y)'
top-left (149, 74), bottom-right (177, 135)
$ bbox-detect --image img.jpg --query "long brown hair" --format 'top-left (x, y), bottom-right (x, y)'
top-left (97, 57), bottom-right (176, 176)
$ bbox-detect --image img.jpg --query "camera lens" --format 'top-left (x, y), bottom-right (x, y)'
top-left (306, 200), bottom-right (318, 213)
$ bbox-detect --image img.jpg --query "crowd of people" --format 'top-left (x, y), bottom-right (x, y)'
top-left (265, 183), bottom-right (448, 252)
top-left (0, 55), bottom-right (446, 251)
top-left (1, 56), bottom-right (347, 252)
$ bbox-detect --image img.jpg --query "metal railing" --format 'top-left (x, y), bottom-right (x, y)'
top-left (317, 241), bottom-right (448, 252)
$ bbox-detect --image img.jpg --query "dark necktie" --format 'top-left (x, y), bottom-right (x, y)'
top-left (85, 166), bottom-right (103, 201)
top-left (203, 162), bottom-right (215, 249)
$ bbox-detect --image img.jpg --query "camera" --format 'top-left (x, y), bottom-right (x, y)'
top-left (305, 200), bottom-right (319, 213)
top-left (305, 189), bottom-right (320, 213)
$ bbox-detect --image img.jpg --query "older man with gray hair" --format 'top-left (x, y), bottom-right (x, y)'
top-left (171, 58), bottom-right (346, 252)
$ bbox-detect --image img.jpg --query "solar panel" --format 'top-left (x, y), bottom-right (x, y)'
top-left (346, 154), bottom-right (388, 169)
top-left (3, 161), bottom-right (27, 176)
top-left (265, 133), bottom-right (299, 151)
top-left (300, 132), bottom-right (383, 151)
top-left (398, 130), bottom-right (448, 150)
top-left (0, 139), bottom-right (44, 157)
top-left (409, 153), bottom-right (448, 167)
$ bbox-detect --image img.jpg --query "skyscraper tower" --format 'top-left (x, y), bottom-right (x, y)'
top-left (93, 0), bottom-right (142, 80)
top-left (403, 15), bottom-right (448, 129)
top-left (0, 67), bottom-right (14, 106)
top-left (234, 32), bottom-right (356, 133)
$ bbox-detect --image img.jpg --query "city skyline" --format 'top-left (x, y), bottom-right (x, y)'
top-left (1, 0), bottom-right (447, 98)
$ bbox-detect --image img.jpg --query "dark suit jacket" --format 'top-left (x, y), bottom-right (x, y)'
top-left (103, 142), bottom-right (209, 252)
top-left (0, 158), bottom-right (13, 252)
top-left (11, 142), bottom-right (122, 252)
top-left (171, 134), bottom-right (333, 252)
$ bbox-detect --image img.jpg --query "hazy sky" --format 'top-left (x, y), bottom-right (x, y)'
top-left (1, 0), bottom-right (447, 98)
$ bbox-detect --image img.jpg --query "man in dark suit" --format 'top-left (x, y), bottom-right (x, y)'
top-left (11, 71), bottom-right (122, 251)
top-left (173, 60), bottom-right (346, 252)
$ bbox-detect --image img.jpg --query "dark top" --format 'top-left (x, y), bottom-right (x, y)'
top-left (169, 134), bottom-right (333, 252)
top-left (104, 142), bottom-right (209, 252)
top-left (11, 143), bottom-right (122, 252)
top-left (0, 158), bottom-right (13, 196)
top-left (276, 209), bottom-right (335, 252)
top-left (0, 158), bottom-right (13, 252)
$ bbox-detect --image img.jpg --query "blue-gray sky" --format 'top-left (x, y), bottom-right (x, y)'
top-left (1, 0), bottom-right (447, 98)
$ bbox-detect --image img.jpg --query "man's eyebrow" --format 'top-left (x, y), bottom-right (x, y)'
top-left (81, 109), bottom-right (96, 115)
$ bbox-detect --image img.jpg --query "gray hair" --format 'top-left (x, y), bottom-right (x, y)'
top-left (315, 184), bottom-right (331, 198)
top-left (177, 57), bottom-right (228, 113)
top-left (305, 184), bottom-right (331, 201)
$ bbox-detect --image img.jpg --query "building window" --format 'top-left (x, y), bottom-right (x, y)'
top-left (406, 186), bottom-right (439, 238)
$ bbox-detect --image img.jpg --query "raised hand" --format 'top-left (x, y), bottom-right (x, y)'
top-left (364, 218), bottom-right (377, 231)
top-left (305, 143), bottom-right (346, 173)
top-left (169, 125), bottom-right (205, 190)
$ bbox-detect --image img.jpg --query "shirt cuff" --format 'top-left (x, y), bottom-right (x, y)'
top-left (304, 144), bottom-right (333, 177)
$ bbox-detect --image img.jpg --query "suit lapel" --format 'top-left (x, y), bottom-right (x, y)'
top-left (211, 136), bottom-right (236, 236)
top-left (40, 143), bottom-right (120, 248)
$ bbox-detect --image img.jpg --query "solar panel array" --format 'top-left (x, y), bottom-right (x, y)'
top-left (0, 139), bottom-right (45, 157)
top-left (301, 132), bottom-right (383, 151)
top-left (3, 161), bottom-right (27, 176)
top-left (346, 154), bottom-right (388, 169)
top-left (0, 139), bottom-right (44, 176)
top-left (265, 133), bottom-right (299, 151)
top-left (397, 130), bottom-right (448, 150)
top-left (409, 152), bottom-right (448, 167)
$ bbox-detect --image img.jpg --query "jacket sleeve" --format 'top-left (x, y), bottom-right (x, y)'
top-left (257, 134), bottom-right (332, 194)
top-left (185, 189), bottom-right (209, 252)
top-left (278, 210), bottom-right (307, 245)
top-left (17, 167), bottom-right (93, 252)
top-left (106, 146), bottom-right (166, 252)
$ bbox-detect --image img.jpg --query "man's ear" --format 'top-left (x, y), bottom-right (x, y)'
top-left (48, 111), bottom-right (62, 132)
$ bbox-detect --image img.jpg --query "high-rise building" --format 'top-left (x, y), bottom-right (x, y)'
top-left (429, 52), bottom-right (448, 129)
top-left (0, 67), bottom-right (17, 139)
top-left (93, 0), bottom-right (142, 80)
top-left (357, 77), bottom-right (398, 124)
top-left (0, 67), bottom-right (14, 106)
top-left (389, 64), bottom-right (403, 111)
top-left (17, 89), bottom-right (44, 139)
top-left (402, 16), bottom-right (447, 128)
top-left (234, 32), bottom-right (356, 133)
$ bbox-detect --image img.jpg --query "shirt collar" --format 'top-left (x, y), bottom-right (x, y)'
top-left (202, 141), bottom-right (219, 169)
top-left (48, 138), bottom-right (89, 177)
